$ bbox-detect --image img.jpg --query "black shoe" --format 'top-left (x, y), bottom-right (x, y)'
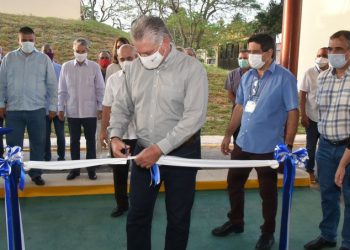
top-left (339, 247), bottom-right (350, 250)
top-left (110, 207), bottom-right (128, 217)
top-left (255, 234), bottom-right (275, 250)
top-left (88, 172), bottom-right (97, 180)
top-left (211, 221), bottom-right (244, 237)
top-left (31, 176), bottom-right (45, 186)
top-left (304, 236), bottom-right (336, 249)
top-left (66, 172), bottom-right (80, 180)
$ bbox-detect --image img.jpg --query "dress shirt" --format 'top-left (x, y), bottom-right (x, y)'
top-left (109, 45), bottom-right (208, 155)
top-left (58, 59), bottom-right (105, 118)
top-left (224, 67), bottom-right (244, 101)
top-left (103, 70), bottom-right (136, 139)
top-left (106, 63), bottom-right (121, 81)
top-left (236, 61), bottom-right (299, 154)
top-left (0, 48), bottom-right (57, 111)
top-left (317, 66), bottom-right (350, 141)
top-left (299, 66), bottom-right (321, 122)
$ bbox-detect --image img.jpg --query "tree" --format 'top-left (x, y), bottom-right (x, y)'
top-left (80, 0), bottom-right (122, 23)
top-left (254, 0), bottom-right (283, 36)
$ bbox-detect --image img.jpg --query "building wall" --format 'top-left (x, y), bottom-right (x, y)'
top-left (2, 0), bottom-right (80, 20)
top-left (298, 0), bottom-right (350, 81)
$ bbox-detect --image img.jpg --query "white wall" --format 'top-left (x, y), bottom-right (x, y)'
top-left (298, 0), bottom-right (350, 81)
top-left (2, 0), bottom-right (80, 20)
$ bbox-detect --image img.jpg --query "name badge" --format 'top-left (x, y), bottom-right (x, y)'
top-left (245, 100), bottom-right (256, 113)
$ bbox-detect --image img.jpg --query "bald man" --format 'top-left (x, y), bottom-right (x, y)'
top-left (100, 44), bottom-right (138, 217)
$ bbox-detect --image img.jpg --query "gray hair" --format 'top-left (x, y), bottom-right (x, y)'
top-left (117, 44), bottom-right (136, 56)
top-left (73, 38), bottom-right (90, 49)
top-left (131, 15), bottom-right (172, 44)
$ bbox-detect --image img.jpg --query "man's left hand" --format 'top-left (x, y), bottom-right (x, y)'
top-left (48, 111), bottom-right (56, 120)
top-left (135, 144), bottom-right (163, 169)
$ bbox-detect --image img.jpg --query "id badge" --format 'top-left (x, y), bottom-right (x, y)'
top-left (245, 100), bottom-right (256, 113)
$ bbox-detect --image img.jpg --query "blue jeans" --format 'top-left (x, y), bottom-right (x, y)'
top-left (45, 115), bottom-right (66, 161)
top-left (6, 108), bottom-right (46, 178)
top-left (127, 132), bottom-right (200, 250)
top-left (305, 119), bottom-right (320, 172)
top-left (316, 136), bottom-right (350, 248)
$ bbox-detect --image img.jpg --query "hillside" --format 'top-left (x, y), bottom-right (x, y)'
top-left (0, 12), bottom-right (129, 63)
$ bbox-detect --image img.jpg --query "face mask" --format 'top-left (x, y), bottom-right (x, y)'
top-left (248, 54), bottom-right (265, 69)
top-left (99, 58), bottom-right (111, 69)
top-left (238, 59), bottom-right (249, 69)
top-left (21, 41), bottom-right (35, 53)
top-left (315, 57), bottom-right (328, 68)
top-left (139, 45), bottom-right (164, 70)
top-left (328, 53), bottom-right (348, 69)
top-left (74, 52), bottom-right (87, 63)
top-left (45, 52), bottom-right (54, 61)
top-left (120, 60), bottom-right (133, 71)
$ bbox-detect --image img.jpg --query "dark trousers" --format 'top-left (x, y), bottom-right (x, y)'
top-left (111, 139), bottom-right (137, 209)
top-left (227, 144), bottom-right (277, 235)
top-left (0, 118), bottom-right (4, 157)
top-left (45, 115), bottom-right (66, 161)
top-left (67, 117), bottom-right (96, 173)
top-left (6, 109), bottom-right (46, 178)
top-left (305, 119), bottom-right (320, 172)
top-left (127, 134), bottom-right (201, 250)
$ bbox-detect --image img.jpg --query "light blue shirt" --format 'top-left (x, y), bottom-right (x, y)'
top-left (45, 61), bottom-right (61, 114)
top-left (58, 59), bottom-right (105, 118)
top-left (0, 48), bottom-right (58, 111)
top-left (236, 61), bottom-right (298, 154)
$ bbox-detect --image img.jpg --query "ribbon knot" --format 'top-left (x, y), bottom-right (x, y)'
top-left (0, 146), bottom-right (25, 190)
top-left (274, 143), bottom-right (308, 168)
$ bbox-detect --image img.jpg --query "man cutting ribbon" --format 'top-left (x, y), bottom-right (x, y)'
top-left (109, 15), bottom-right (208, 250)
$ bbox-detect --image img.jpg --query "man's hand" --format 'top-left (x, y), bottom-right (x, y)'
top-left (100, 130), bottom-right (109, 149)
top-left (58, 111), bottom-right (65, 121)
top-left (97, 110), bottom-right (102, 120)
top-left (111, 137), bottom-right (130, 158)
top-left (301, 114), bottom-right (310, 128)
top-left (335, 165), bottom-right (346, 188)
top-left (48, 111), bottom-right (56, 120)
top-left (135, 144), bottom-right (162, 169)
top-left (221, 135), bottom-right (232, 155)
top-left (0, 107), bottom-right (5, 119)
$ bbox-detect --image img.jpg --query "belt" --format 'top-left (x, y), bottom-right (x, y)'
top-left (323, 136), bottom-right (349, 146)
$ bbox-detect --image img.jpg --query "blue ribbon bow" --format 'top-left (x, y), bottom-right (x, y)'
top-left (150, 164), bottom-right (160, 187)
top-left (274, 144), bottom-right (308, 250)
top-left (0, 146), bottom-right (26, 250)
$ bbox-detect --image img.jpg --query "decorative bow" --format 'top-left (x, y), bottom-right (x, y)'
top-left (274, 143), bottom-right (308, 168)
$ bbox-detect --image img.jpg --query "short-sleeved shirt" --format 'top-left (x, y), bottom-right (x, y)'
top-left (298, 66), bottom-right (321, 122)
top-left (224, 67), bottom-right (243, 101)
top-left (316, 66), bottom-right (350, 141)
top-left (236, 61), bottom-right (299, 154)
top-left (103, 70), bottom-right (136, 140)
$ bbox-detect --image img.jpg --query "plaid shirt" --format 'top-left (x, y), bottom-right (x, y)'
top-left (317, 66), bottom-right (350, 141)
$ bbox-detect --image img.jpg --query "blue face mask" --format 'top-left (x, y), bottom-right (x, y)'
top-left (328, 53), bottom-right (347, 69)
top-left (238, 59), bottom-right (249, 69)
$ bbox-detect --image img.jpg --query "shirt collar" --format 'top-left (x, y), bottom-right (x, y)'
top-left (159, 43), bottom-right (176, 69)
top-left (17, 48), bottom-right (39, 56)
top-left (251, 60), bottom-right (276, 77)
top-left (330, 64), bottom-right (350, 77)
top-left (74, 59), bottom-right (88, 66)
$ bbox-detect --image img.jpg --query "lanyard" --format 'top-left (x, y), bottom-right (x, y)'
top-left (249, 73), bottom-right (272, 100)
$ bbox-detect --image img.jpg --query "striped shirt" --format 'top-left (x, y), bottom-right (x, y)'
top-left (316, 66), bottom-right (350, 141)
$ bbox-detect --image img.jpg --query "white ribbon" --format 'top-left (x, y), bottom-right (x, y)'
top-left (24, 156), bottom-right (279, 170)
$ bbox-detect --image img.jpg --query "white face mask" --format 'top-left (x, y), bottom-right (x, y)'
top-left (248, 54), bottom-right (265, 69)
top-left (315, 57), bottom-right (329, 68)
top-left (74, 52), bottom-right (87, 63)
top-left (21, 41), bottom-right (35, 54)
top-left (120, 60), bottom-right (133, 72)
top-left (138, 45), bottom-right (164, 70)
top-left (328, 53), bottom-right (348, 69)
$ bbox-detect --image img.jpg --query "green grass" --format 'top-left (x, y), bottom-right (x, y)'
top-left (1, 12), bottom-right (305, 136)
top-left (0, 12), bottom-right (128, 63)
